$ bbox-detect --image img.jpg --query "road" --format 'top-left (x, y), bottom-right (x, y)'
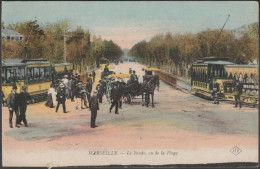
top-left (2, 61), bottom-right (258, 167)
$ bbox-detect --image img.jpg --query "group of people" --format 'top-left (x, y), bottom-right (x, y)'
top-left (7, 85), bottom-right (31, 128)
top-left (45, 70), bottom-right (100, 128)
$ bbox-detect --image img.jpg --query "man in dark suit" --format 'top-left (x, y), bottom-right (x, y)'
top-left (89, 90), bottom-right (99, 128)
top-left (56, 84), bottom-right (67, 113)
top-left (7, 86), bottom-right (19, 128)
top-left (86, 80), bottom-right (92, 103)
top-left (234, 81), bottom-right (243, 108)
top-left (109, 85), bottom-right (123, 114)
top-left (18, 86), bottom-right (31, 127)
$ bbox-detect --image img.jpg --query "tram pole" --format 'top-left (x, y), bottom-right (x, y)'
top-left (64, 30), bottom-right (67, 63)
top-left (212, 14), bottom-right (230, 56)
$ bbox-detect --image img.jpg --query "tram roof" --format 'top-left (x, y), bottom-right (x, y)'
top-left (193, 60), bottom-right (235, 66)
top-left (225, 64), bottom-right (259, 68)
top-left (52, 62), bottom-right (73, 66)
top-left (2, 59), bottom-right (25, 66)
top-left (2, 58), bottom-right (50, 66)
top-left (22, 59), bottom-right (50, 65)
top-left (196, 57), bottom-right (230, 62)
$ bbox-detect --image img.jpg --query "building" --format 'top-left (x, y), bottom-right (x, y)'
top-left (1, 28), bottom-right (24, 42)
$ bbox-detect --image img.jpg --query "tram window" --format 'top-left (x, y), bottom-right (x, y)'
top-left (2, 69), bottom-right (5, 83)
top-left (6, 68), bottom-right (17, 83)
top-left (28, 68), bottom-right (34, 83)
top-left (33, 67), bottom-right (40, 82)
top-left (17, 68), bottom-right (25, 80)
top-left (39, 67), bottom-right (45, 81)
top-left (44, 67), bottom-right (51, 81)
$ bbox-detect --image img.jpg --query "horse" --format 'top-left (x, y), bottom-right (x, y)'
top-left (142, 75), bottom-right (160, 107)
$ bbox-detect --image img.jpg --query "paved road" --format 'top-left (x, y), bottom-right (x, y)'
top-left (2, 61), bottom-right (258, 166)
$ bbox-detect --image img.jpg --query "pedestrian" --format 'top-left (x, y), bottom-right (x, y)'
top-left (86, 80), bottom-right (92, 103)
top-left (234, 81), bottom-right (243, 108)
top-left (17, 86), bottom-right (31, 127)
top-left (109, 87), bottom-right (122, 114)
top-left (104, 65), bottom-right (109, 73)
top-left (96, 80), bottom-right (105, 103)
top-left (1, 90), bottom-right (5, 106)
top-left (87, 74), bottom-right (93, 84)
top-left (46, 84), bottom-right (57, 107)
top-left (92, 70), bottom-right (96, 82)
top-left (56, 84), bottom-right (67, 113)
top-left (7, 86), bottom-right (19, 128)
top-left (71, 77), bottom-right (77, 102)
top-left (79, 83), bottom-right (88, 109)
top-left (89, 90), bottom-right (99, 128)
top-left (67, 76), bottom-right (72, 99)
top-left (212, 83), bottom-right (220, 104)
top-left (62, 75), bottom-right (69, 98)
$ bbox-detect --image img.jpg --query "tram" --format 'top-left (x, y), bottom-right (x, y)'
top-left (2, 59), bottom-right (74, 102)
top-left (191, 57), bottom-right (259, 105)
top-left (191, 57), bottom-right (235, 98)
top-left (99, 57), bottom-right (109, 70)
top-left (2, 59), bottom-right (52, 102)
top-left (52, 62), bottom-right (73, 79)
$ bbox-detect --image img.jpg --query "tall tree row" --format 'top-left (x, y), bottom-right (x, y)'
top-left (129, 24), bottom-right (259, 77)
top-left (2, 20), bottom-right (123, 73)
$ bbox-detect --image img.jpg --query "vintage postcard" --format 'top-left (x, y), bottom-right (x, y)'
top-left (1, 1), bottom-right (259, 167)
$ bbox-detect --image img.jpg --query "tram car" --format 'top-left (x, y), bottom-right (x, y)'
top-left (191, 57), bottom-right (235, 99)
top-left (223, 64), bottom-right (258, 105)
top-left (2, 59), bottom-right (74, 103)
top-left (2, 59), bottom-right (52, 102)
top-left (99, 57), bottom-right (109, 70)
top-left (52, 62), bottom-right (73, 79)
top-left (191, 57), bottom-right (259, 105)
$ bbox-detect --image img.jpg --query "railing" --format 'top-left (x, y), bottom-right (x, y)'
top-left (155, 70), bottom-right (177, 89)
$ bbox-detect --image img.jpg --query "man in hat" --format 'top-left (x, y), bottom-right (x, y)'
top-left (7, 86), bottom-right (19, 128)
top-left (18, 86), bottom-right (31, 127)
top-left (104, 65), bottom-right (109, 73)
top-left (56, 83), bottom-right (67, 113)
top-left (86, 79), bottom-right (93, 103)
top-left (62, 75), bottom-right (69, 97)
top-left (96, 80), bottom-right (106, 103)
top-left (89, 90), bottom-right (99, 128)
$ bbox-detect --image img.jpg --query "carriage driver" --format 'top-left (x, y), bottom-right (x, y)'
top-left (131, 70), bottom-right (138, 80)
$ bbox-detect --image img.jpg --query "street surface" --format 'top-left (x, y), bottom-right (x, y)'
top-left (2, 61), bottom-right (258, 166)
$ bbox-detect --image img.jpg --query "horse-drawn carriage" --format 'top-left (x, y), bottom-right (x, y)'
top-left (104, 68), bottom-right (160, 107)
top-left (105, 73), bottom-right (132, 103)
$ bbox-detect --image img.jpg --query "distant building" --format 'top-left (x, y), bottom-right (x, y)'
top-left (1, 28), bottom-right (24, 42)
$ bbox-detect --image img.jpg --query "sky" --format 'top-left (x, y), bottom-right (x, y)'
top-left (2, 1), bottom-right (259, 49)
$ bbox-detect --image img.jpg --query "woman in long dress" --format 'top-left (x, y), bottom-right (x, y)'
top-left (48, 84), bottom-right (57, 107)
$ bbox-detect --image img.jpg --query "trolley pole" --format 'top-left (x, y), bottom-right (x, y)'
top-left (212, 14), bottom-right (230, 56)
top-left (64, 30), bottom-right (67, 63)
